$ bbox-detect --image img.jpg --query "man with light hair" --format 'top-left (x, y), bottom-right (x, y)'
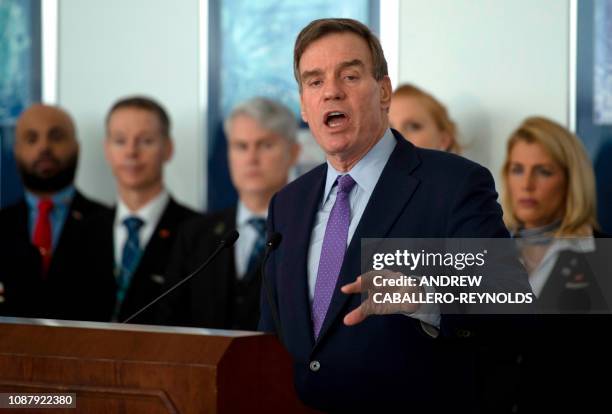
top-left (161, 96), bottom-right (300, 330)
top-left (102, 96), bottom-right (198, 323)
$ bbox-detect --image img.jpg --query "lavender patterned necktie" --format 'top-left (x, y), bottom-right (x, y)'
top-left (312, 174), bottom-right (356, 338)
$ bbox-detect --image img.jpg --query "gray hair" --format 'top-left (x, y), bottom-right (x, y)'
top-left (224, 97), bottom-right (297, 143)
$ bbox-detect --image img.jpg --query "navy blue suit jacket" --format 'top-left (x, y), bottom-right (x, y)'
top-left (260, 131), bottom-right (531, 412)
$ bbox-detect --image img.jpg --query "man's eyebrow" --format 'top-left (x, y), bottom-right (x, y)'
top-left (337, 59), bottom-right (365, 71)
top-left (301, 59), bottom-right (366, 82)
top-left (48, 126), bottom-right (66, 135)
top-left (300, 68), bottom-right (323, 82)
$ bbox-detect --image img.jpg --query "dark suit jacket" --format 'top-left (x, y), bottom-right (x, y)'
top-left (537, 239), bottom-right (610, 314)
top-left (160, 208), bottom-right (263, 330)
top-left (0, 190), bottom-right (115, 321)
top-left (520, 232), bottom-right (612, 413)
top-left (259, 132), bottom-right (533, 412)
top-left (101, 196), bottom-right (199, 324)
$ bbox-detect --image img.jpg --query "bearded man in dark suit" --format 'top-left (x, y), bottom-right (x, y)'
top-left (0, 104), bottom-right (114, 321)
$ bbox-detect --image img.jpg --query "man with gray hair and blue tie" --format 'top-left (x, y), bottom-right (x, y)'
top-left (161, 97), bottom-right (301, 330)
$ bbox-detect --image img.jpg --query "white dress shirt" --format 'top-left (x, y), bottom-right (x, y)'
top-left (527, 237), bottom-right (596, 297)
top-left (306, 129), bottom-right (440, 331)
top-left (114, 189), bottom-right (170, 266)
top-left (234, 201), bottom-right (267, 279)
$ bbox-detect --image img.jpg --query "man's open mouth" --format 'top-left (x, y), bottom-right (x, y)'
top-left (324, 111), bottom-right (349, 128)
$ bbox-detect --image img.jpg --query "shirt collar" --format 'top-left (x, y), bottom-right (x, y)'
top-left (530, 236), bottom-right (597, 276)
top-left (236, 200), bottom-right (268, 227)
top-left (25, 185), bottom-right (76, 209)
top-left (546, 236), bottom-right (596, 255)
top-left (322, 128), bottom-right (396, 203)
top-left (116, 189), bottom-right (170, 227)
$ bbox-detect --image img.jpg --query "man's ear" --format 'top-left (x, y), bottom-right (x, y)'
top-left (163, 137), bottom-right (174, 162)
top-left (379, 76), bottom-right (392, 111)
top-left (103, 137), bottom-right (111, 163)
top-left (72, 139), bottom-right (80, 158)
top-left (289, 142), bottom-right (302, 166)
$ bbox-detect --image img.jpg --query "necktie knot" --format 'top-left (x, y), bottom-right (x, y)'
top-left (337, 174), bottom-right (356, 194)
top-left (123, 216), bottom-right (144, 235)
top-left (38, 198), bottom-right (54, 214)
top-left (248, 217), bottom-right (266, 237)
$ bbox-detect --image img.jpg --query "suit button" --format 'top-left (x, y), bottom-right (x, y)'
top-left (309, 360), bottom-right (320, 372)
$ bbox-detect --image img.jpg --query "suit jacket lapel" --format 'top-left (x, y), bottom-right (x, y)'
top-left (13, 201), bottom-right (41, 275)
top-left (14, 201), bottom-right (34, 249)
top-left (281, 164), bottom-right (327, 350)
top-left (48, 191), bottom-right (88, 278)
top-left (130, 198), bottom-right (178, 287)
top-left (315, 135), bottom-right (422, 344)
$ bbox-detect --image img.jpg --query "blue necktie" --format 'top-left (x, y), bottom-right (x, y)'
top-left (245, 217), bottom-right (266, 278)
top-left (114, 216), bottom-right (144, 319)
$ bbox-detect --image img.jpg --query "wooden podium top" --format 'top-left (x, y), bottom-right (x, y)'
top-left (0, 317), bottom-right (314, 413)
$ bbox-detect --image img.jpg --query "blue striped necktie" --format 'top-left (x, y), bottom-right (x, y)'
top-left (114, 216), bottom-right (144, 319)
top-left (245, 217), bottom-right (266, 278)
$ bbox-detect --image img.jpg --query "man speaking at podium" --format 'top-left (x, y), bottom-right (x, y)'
top-left (259, 18), bottom-right (530, 412)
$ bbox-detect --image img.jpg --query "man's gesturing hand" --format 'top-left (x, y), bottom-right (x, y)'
top-left (341, 270), bottom-right (423, 326)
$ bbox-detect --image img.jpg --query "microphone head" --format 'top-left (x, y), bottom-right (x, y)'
top-left (267, 232), bottom-right (282, 250)
top-left (221, 229), bottom-right (239, 248)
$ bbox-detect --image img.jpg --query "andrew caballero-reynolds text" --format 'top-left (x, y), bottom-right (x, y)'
top-left (367, 249), bottom-right (535, 305)
top-left (370, 275), bottom-right (534, 305)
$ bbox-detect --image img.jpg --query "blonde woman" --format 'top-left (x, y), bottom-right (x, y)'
top-left (501, 116), bottom-right (607, 312)
top-left (389, 83), bottom-right (461, 154)
top-left (502, 116), bottom-right (612, 412)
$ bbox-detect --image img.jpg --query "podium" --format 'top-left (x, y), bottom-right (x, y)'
top-left (0, 317), bottom-right (314, 413)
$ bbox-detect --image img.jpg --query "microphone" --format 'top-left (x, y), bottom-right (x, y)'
top-left (261, 232), bottom-right (283, 344)
top-left (122, 229), bottom-right (239, 324)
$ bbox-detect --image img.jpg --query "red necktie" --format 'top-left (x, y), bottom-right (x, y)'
top-left (33, 198), bottom-right (54, 276)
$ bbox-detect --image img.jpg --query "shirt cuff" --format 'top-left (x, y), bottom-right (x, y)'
top-left (403, 283), bottom-right (441, 337)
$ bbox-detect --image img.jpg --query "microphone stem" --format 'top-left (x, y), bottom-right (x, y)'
top-left (122, 241), bottom-right (227, 324)
top-left (261, 246), bottom-right (284, 345)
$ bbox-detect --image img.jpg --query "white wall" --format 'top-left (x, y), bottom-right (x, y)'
top-left (396, 0), bottom-right (570, 185)
top-left (58, 0), bottom-right (204, 210)
top-left (56, 0), bottom-right (570, 207)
